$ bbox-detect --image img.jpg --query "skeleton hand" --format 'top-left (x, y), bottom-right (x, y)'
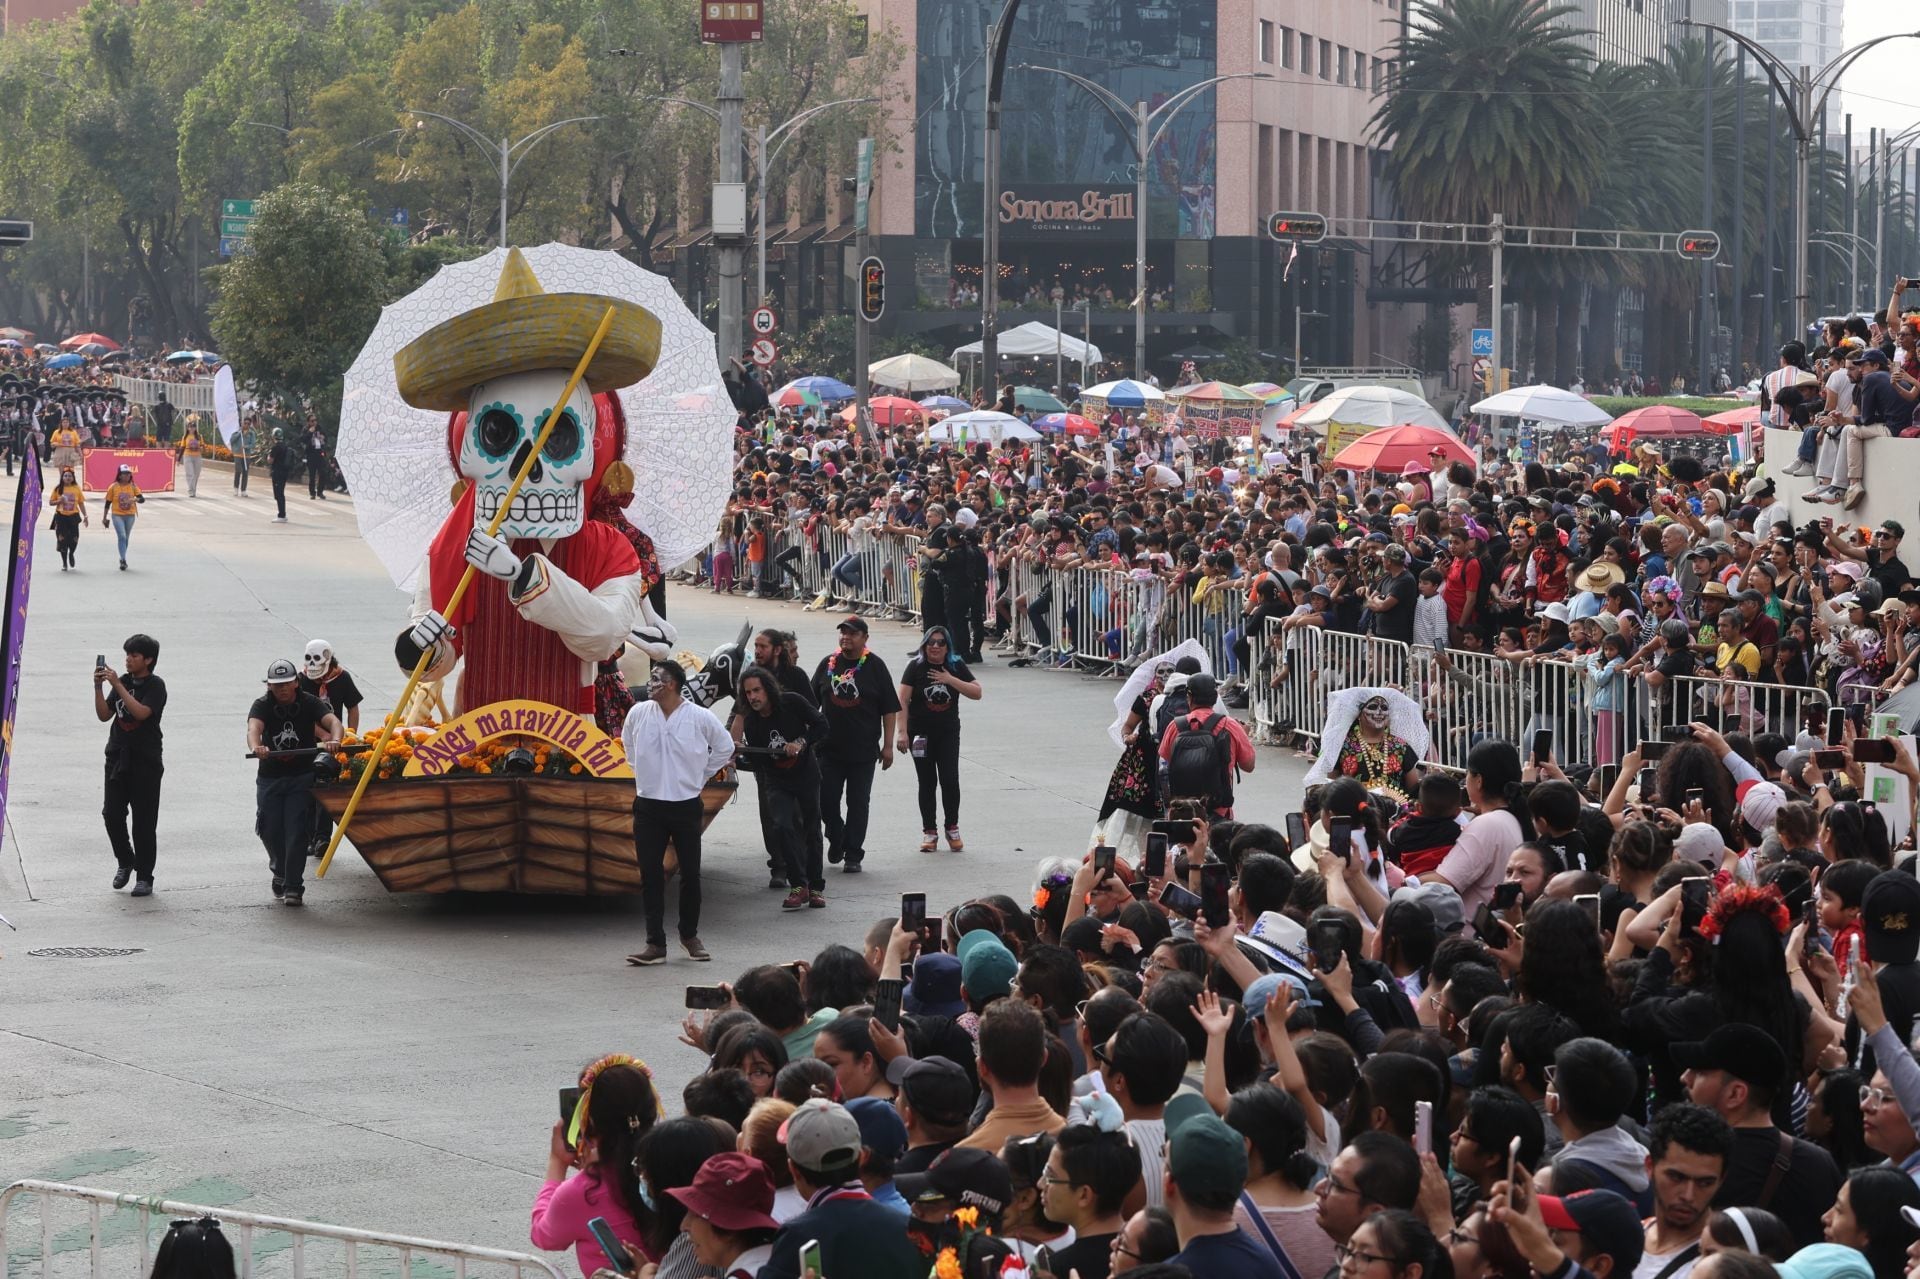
top-left (409, 610), bottom-right (453, 653)
top-left (465, 529), bottom-right (522, 580)
top-left (630, 597), bottom-right (678, 660)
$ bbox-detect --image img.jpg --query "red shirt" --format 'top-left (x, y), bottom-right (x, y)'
top-left (1443, 556), bottom-right (1481, 625)
top-left (1157, 707), bottom-right (1257, 769)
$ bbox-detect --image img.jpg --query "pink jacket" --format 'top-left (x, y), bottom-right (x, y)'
top-left (530, 1170), bottom-right (651, 1277)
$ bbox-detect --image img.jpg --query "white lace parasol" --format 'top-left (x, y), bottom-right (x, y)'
top-left (1107, 638), bottom-right (1210, 750)
top-left (1302, 686), bottom-right (1431, 787)
top-left (338, 244), bottom-right (734, 591)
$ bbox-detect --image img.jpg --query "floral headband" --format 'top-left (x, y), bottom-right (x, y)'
top-left (1697, 884), bottom-right (1790, 943)
top-left (568, 1053), bottom-right (658, 1147)
top-left (1644, 575), bottom-right (1683, 604)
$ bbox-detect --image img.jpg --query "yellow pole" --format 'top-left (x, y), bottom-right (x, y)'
top-left (316, 305), bottom-right (618, 878)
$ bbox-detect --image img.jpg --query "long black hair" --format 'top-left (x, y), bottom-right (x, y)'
top-left (1362, 1208), bottom-right (1454, 1279)
top-left (1840, 1167), bottom-right (1920, 1279)
top-left (584, 1063), bottom-right (661, 1232)
top-left (1466, 740), bottom-right (1535, 840)
top-left (635, 1117), bottom-right (733, 1258)
top-left (151, 1219), bottom-right (236, 1279)
top-left (1517, 898), bottom-right (1616, 1039)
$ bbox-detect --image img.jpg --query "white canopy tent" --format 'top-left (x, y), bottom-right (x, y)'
top-left (952, 321), bottom-right (1104, 384)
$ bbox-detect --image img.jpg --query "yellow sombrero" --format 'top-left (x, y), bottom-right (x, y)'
top-left (394, 248), bottom-right (662, 411)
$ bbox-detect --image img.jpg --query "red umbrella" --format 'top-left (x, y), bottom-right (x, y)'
top-left (1328, 424), bottom-right (1473, 473)
top-left (60, 331), bottom-right (119, 351)
top-left (1601, 405), bottom-right (1707, 448)
top-left (1275, 402), bottom-right (1316, 429)
top-left (1702, 404), bottom-right (1761, 434)
top-left (839, 395), bottom-right (924, 427)
top-left (1035, 412), bottom-right (1100, 437)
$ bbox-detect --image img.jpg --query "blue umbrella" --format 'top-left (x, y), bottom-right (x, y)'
top-left (43, 352), bottom-right (84, 369)
top-left (919, 395), bottom-right (971, 412)
top-left (786, 375), bottom-right (856, 401)
top-left (1082, 378), bottom-right (1165, 409)
top-left (166, 349), bottom-right (223, 364)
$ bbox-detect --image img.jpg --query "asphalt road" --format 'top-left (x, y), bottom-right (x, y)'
top-left (0, 475), bottom-right (1307, 1271)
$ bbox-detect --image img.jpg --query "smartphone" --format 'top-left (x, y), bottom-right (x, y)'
top-left (94, 652), bottom-right (106, 672)
top-left (1814, 748), bottom-right (1848, 769)
top-left (1662, 724), bottom-right (1696, 742)
top-left (1472, 901), bottom-right (1510, 946)
top-left (799, 1240), bottom-right (822, 1279)
top-left (1415, 1099), bottom-right (1434, 1157)
top-left (686, 984), bottom-right (732, 1011)
top-left (587, 1219), bottom-right (634, 1275)
top-left (1594, 763), bottom-right (1618, 796)
top-left (1829, 706), bottom-right (1847, 744)
top-left (1637, 766), bottom-right (1657, 798)
top-left (1144, 832), bottom-right (1169, 879)
top-left (1685, 787), bottom-right (1704, 810)
top-left (559, 1086), bottom-right (582, 1129)
top-left (899, 893), bottom-right (927, 935)
top-left (1531, 728), bottom-right (1553, 765)
top-left (1640, 740), bottom-right (1670, 762)
top-left (1803, 897), bottom-right (1821, 957)
top-left (1574, 893), bottom-right (1601, 930)
top-left (1158, 880), bottom-right (1203, 919)
top-left (1309, 919), bottom-right (1346, 972)
top-left (1284, 812), bottom-right (1309, 852)
top-left (1152, 818), bottom-right (1199, 849)
top-left (1128, 880), bottom-right (1149, 902)
top-left (1492, 881), bottom-right (1523, 911)
top-left (873, 978), bottom-right (904, 1033)
top-left (1681, 877), bottom-right (1711, 927)
top-left (1093, 844), bottom-right (1117, 878)
top-left (1805, 704), bottom-right (1828, 731)
top-left (1200, 863), bottom-right (1232, 929)
top-left (1853, 738), bottom-right (1897, 764)
top-left (922, 917), bottom-right (944, 952)
top-left (1507, 1134), bottom-right (1523, 1188)
top-left (1326, 817), bottom-right (1354, 864)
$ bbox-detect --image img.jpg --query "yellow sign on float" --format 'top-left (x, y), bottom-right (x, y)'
top-left (402, 699), bottom-right (633, 780)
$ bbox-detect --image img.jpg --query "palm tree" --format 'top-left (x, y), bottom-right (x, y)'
top-left (1372, 0), bottom-right (1603, 385)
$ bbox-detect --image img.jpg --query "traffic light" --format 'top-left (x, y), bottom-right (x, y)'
top-left (1678, 230), bottom-right (1720, 262)
top-left (1266, 212), bottom-right (1328, 244)
top-left (858, 256), bottom-right (886, 322)
top-left (0, 220), bottom-right (32, 246)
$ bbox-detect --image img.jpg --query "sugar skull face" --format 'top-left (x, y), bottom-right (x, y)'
top-left (1362, 696), bottom-right (1391, 732)
top-left (303, 639), bottom-right (334, 681)
top-left (460, 371), bottom-right (596, 541)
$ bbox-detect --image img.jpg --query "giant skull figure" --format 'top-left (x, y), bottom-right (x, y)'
top-left (390, 250), bottom-right (676, 715)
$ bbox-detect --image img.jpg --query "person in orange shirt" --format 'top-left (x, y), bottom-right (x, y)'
top-left (746, 517), bottom-right (770, 596)
top-left (47, 465), bottom-right (89, 570)
top-left (102, 464), bottom-right (143, 570)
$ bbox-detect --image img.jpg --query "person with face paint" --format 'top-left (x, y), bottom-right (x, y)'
top-left (1308, 690), bottom-right (1424, 808)
top-left (731, 664), bottom-right (831, 911)
top-left (47, 464), bottom-right (88, 570)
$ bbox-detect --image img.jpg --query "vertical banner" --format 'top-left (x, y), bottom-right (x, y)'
top-left (0, 460), bottom-right (42, 833)
top-left (213, 364), bottom-right (241, 445)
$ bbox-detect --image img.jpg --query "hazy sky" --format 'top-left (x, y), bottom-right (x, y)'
top-left (1841, 4), bottom-right (1920, 143)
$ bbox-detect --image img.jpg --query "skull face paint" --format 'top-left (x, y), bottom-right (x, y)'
top-left (1361, 697), bottom-right (1391, 732)
top-left (460, 371), bottom-right (596, 541)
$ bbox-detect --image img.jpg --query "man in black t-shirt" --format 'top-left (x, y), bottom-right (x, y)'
top-left (95, 633), bottom-right (168, 896)
top-left (1368, 545), bottom-right (1419, 645)
top-left (811, 617), bottom-right (899, 873)
top-left (248, 658), bottom-right (342, 907)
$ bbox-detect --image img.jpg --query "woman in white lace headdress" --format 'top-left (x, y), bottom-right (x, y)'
top-left (1302, 686), bottom-right (1429, 807)
top-left (1091, 639), bottom-right (1209, 855)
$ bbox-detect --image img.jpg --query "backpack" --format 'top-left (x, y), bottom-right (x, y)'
top-left (1166, 712), bottom-right (1234, 810)
top-left (1154, 686), bottom-right (1193, 740)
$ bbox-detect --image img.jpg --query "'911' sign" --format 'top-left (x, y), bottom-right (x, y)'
top-left (700, 0), bottom-right (762, 41)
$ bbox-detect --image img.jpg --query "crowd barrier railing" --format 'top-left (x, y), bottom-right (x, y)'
top-left (113, 375), bottom-right (219, 413)
top-left (0, 1179), bottom-right (566, 1279)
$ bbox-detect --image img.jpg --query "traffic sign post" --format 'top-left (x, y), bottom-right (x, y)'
top-left (221, 197), bottom-right (257, 257)
top-left (221, 199), bottom-right (256, 219)
top-left (1471, 328), bottom-right (1494, 358)
top-left (751, 306), bottom-right (778, 336)
top-left (750, 338), bottom-right (778, 367)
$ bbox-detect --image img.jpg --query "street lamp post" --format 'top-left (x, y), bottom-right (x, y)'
top-left (1677, 20), bottom-right (1920, 330)
top-left (1016, 65), bottom-right (1271, 382)
top-left (405, 109), bottom-right (602, 248)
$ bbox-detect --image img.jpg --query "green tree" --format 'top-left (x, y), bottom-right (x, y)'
top-left (209, 182), bottom-right (390, 429)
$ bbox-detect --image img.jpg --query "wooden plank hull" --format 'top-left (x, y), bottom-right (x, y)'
top-left (314, 775), bottom-right (736, 895)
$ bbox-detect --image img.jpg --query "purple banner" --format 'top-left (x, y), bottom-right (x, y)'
top-left (0, 459), bottom-right (41, 833)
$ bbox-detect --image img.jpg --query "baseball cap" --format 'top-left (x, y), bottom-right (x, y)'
top-left (837, 615), bottom-right (869, 635)
top-left (1242, 971), bottom-right (1318, 1021)
top-left (903, 952), bottom-right (965, 1018)
top-left (1670, 1022), bottom-right (1788, 1089)
top-left (1168, 1112), bottom-right (1249, 1205)
top-left (1186, 672), bottom-right (1219, 701)
top-left (264, 658), bottom-right (300, 684)
top-left (1673, 823), bottom-right (1724, 866)
top-left (1392, 881), bottom-right (1465, 935)
top-left (664, 1153), bottom-right (781, 1232)
top-left (903, 1147), bottom-right (1013, 1219)
top-left (1736, 780), bottom-right (1787, 833)
top-left (777, 1098), bottom-right (862, 1174)
top-left (1537, 1190), bottom-right (1645, 1275)
top-left (1857, 347), bottom-right (1891, 366)
top-left (885, 1055), bottom-right (974, 1126)
top-left (960, 934), bottom-right (1017, 1000)
top-left (845, 1096), bottom-right (908, 1161)
top-left (1777, 1244), bottom-right (1874, 1279)
top-left (1864, 872), bottom-right (1920, 965)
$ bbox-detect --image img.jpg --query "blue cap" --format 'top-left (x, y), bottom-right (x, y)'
top-left (904, 952), bottom-right (965, 1018)
top-left (845, 1096), bottom-right (908, 1160)
top-left (1243, 971), bottom-right (1319, 1021)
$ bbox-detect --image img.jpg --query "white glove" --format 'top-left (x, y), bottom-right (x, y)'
top-left (408, 610), bottom-right (453, 653)
top-left (630, 597), bottom-right (679, 661)
top-left (465, 529), bottom-right (522, 580)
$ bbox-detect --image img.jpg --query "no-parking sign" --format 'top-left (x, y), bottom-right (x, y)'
top-left (750, 338), bottom-right (778, 367)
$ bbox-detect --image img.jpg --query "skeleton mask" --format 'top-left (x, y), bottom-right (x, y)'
top-left (460, 371), bottom-right (597, 541)
top-left (1361, 697), bottom-right (1391, 732)
top-left (303, 639), bottom-right (334, 681)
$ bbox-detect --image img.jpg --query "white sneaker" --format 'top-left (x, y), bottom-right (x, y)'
top-left (1782, 457), bottom-right (1814, 476)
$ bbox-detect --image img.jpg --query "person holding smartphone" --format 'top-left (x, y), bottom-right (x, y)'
top-left (96, 633), bottom-right (167, 896)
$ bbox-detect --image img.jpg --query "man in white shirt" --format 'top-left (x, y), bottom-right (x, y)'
top-left (621, 658), bottom-right (736, 966)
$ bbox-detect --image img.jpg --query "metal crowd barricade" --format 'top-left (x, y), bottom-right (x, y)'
top-left (1640, 672), bottom-right (1833, 748)
top-left (113, 375), bottom-right (219, 413)
top-left (0, 1180), bottom-right (566, 1279)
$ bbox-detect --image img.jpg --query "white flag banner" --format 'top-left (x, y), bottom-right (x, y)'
top-left (212, 364), bottom-right (241, 445)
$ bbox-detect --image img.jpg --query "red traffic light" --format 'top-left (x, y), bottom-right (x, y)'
top-left (1266, 212), bottom-right (1327, 244)
top-left (858, 256), bottom-right (886, 322)
top-left (1678, 230), bottom-right (1720, 262)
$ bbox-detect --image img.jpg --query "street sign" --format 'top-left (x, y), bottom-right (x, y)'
top-left (700, 0), bottom-right (763, 42)
top-left (1266, 211), bottom-right (1328, 244)
top-left (0, 220), bottom-right (31, 246)
top-left (1678, 230), bottom-right (1720, 261)
top-left (1471, 328), bottom-right (1494, 358)
top-left (221, 199), bottom-right (256, 219)
top-left (751, 306), bottom-right (778, 336)
top-left (857, 257), bottom-right (886, 323)
top-left (855, 138), bottom-right (874, 234)
top-left (220, 217), bottom-right (255, 237)
top-left (218, 236), bottom-right (249, 258)
top-left (750, 338), bottom-right (778, 367)
top-left (1473, 357), bottom-right (1491, 385)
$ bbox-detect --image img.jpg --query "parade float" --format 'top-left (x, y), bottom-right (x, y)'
top-left (313, 245), bottom-right (735, 895)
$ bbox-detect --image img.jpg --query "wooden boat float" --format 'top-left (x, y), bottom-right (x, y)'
top-left (314, 772), bottom-right (736, 895)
